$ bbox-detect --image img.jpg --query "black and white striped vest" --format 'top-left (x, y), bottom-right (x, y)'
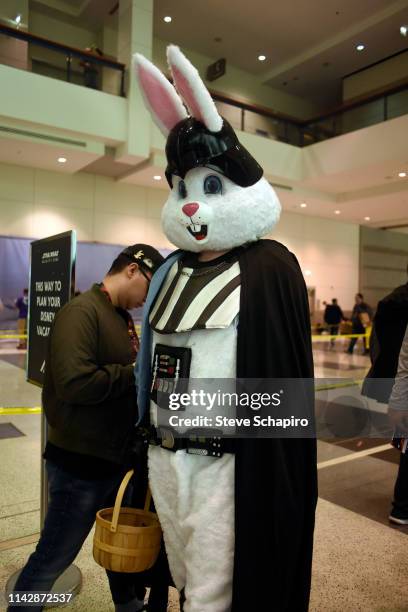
top-left (149, 255), bottom-right (241, 334)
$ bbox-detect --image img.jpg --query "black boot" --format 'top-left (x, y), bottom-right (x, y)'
top-left (114, 595), bottom-right (145, 612)
top-left (145, 585), bottom-right (169, 612)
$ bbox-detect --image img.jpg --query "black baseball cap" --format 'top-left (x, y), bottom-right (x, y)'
top-left (165, 117), bottom-right (263, 188)
top-left (120, 244), bottom-right (164, 275)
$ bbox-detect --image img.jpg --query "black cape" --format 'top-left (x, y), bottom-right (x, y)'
top-left (362, 283), bottom-right (408, 403)
top-left (233, 239), bottom-right (317, 612)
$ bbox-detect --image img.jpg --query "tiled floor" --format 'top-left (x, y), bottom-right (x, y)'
top-left (0, 338), bottom-right (407, 611)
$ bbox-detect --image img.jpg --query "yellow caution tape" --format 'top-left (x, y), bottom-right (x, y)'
top-left (311, 333), bottom-right (369, 341)
top-left (0, 407), bottom-right (42, 415)
top-left (0, 334), bottom-right (27, 339)
top-left (315, 379), bottom-right (363, 392)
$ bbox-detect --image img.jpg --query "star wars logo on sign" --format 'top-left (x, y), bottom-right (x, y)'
top-left (41, 250), bottom-right (60, 263)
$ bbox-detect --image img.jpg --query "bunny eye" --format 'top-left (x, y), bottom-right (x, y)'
top-left (178, 180), bottom-right (187, 199)
top-left (204, 175), bottom-right (222, 195)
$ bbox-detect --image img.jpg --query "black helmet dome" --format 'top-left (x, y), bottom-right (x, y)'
top-left (165, 117), bottom-right (263, 188)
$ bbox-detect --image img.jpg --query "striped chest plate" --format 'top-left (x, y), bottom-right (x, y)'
top-left (149, 258), bottom-right (241, 334)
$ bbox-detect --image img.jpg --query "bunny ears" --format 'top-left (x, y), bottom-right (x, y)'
top-left (134, 45), bottom-right (223, 137)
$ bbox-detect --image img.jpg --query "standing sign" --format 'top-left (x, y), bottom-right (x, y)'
top-left (27, 231), bottom-right (76, 386)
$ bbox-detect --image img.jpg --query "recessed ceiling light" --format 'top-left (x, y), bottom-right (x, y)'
top-left (400, 26), bottom-right (407, 37)
top-left (364, 216), bottom-right (371, 221)
top-left (300, 202), bottom-right (307, 208)
top-left (399, 172), bottom-right (407, 177)
top-left (57, 157), bottom-right (67, 163)
top-left (15, 14), bottom-right (21, 25)
top-left (356, 44), bottom-right (365, 51)
top-left (153, 175), bottom-right (162, 181)
top-left (258, 55), bottom-right (266, 61)
top-left (163, 16), bottom-right (172, 23)
top-left (334, 210), bottom-right (341, 215)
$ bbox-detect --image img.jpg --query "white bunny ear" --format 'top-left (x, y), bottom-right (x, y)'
top-left (133, 53), bottom-right (188, 137)
top-left (167, 45), bottom-right (223, 133)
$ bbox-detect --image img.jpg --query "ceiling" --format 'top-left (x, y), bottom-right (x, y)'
top-left (30, 0), bottom-right (118, 30)
top-left (154, 0), bottom-right (408, 107)
top-left (29, 1), bottom-right (408, 108)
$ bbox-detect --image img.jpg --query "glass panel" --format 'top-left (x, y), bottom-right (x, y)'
top-left (29, 44), bottom-right (122, 94)
top-left (387, 89), bottom-right (408, 120)
top-left (338, 99), bottom-right (384, 134)
top-left (243, 110), bottom-right (282, 140)
top-left (285, 122), bottom-right (303, 147)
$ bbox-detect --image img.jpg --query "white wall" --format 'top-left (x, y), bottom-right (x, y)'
top-left (0, 161), bottom-right (173, 249)
top-left (360, 226), bottom-right (408, 307)
top-left (0, 161), bottom-right (360, 311)
top-left (153, 38), bottom-right (321, 121)
top-left (343, 52), bottom-right (408, 101)
top-left (29, 9), bottom-right (97, 51)
top-left (269, 211), bottom-right (360, 312)
top-left (0, 64), bottom-right (127, 143)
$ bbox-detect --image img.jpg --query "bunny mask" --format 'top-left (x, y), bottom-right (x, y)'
top-left (134, 45), bottom-right (281, 252)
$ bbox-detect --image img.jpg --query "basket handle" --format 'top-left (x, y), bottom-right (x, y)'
top-left (110, 469), bottom-right (134, 533)
top-left (110, 469), bottom-right (154, 533)
top-left (144, 488), bottom-right (152, 512)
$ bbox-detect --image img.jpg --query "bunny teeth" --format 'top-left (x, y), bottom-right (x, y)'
top-left (187, 224), bottom-right (208, 241)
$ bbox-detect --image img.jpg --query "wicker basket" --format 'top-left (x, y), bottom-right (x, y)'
top-left (93, 469), bottom-right (162, 573)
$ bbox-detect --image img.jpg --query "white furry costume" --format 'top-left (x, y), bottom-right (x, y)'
top-left (135, 46), bottom-right (317, 612)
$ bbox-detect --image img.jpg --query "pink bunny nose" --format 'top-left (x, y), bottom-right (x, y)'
top-left (182, 202), bottom-right (199, 217)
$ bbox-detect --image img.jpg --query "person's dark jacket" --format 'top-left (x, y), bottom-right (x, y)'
top-left (363, 282), bottom-right (408, 403)
top-left (43, 284), bottom-right (137, 464)
top-left (351, 301), bottom-right (372, 326)
top-left (324, 304), bottom-right (343, 325)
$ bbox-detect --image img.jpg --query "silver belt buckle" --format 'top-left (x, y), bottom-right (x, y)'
top-left (160, 428), bottom-right (175, 450)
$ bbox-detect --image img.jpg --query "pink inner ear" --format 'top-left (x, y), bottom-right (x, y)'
top-left (171, 65), bottom-right (205, 124)
top-left (138, 64), bottom-right (183, 131)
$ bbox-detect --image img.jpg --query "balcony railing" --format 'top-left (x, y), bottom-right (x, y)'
top-left (0, 22), bottom-right (406, 143)
top-left (0, 23), bottom-right (126, 96)
top-left (301, 82), bottom-right (408, 144)
top-left (211, 81), bottom-right (408, 147)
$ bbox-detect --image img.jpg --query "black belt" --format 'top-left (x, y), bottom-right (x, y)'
top-left (149, 426), bottom-right (236, 458)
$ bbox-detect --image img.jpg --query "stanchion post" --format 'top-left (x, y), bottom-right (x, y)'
top-left (40, 411), bottom-right (48, 527)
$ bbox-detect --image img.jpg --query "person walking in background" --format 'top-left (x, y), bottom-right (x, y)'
top-left (346, 293), bottom-right (372, 355)
top-left (363, 266), bottom-right (408, 403)
top-left (388, 323), bottom-right (408, 524)
top-left (324, 298), bottom-right (344, 348)
top-left (15, 288), bottom-right (28, 350)
top-left (361, 267), bottom-right (408, 523)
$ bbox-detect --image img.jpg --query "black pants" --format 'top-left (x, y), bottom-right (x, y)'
top-left (347, 322), bottom-right (365, 353)
top-left (329, 325), bottom-right (339, 345)
top-left (392, 451), bottom-right (408, 517)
